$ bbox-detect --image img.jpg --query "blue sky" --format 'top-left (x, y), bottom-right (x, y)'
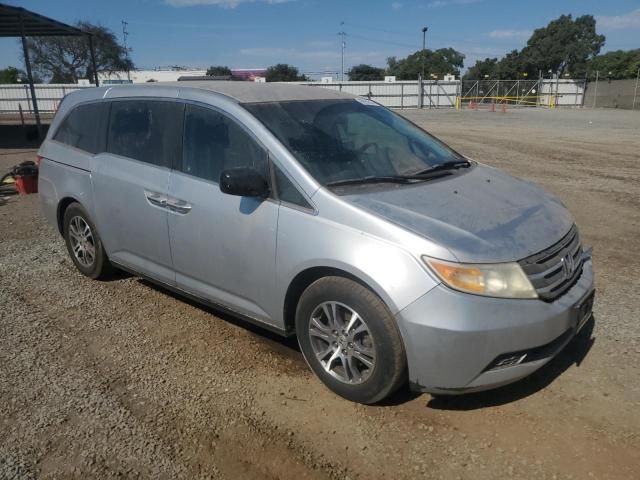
top-left (2, 0), bottom-right (639, 75)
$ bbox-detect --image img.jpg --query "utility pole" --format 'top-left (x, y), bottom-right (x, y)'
top-left (122, 20), bottom-right (131, 81)
top-left (633, 68), bottom-right (639, 110)
top-left (421, 26), bottom-right (428, 80)
top-left (592, 71), bottom-right (599, 109)
top-left (338, 22), bottom-right (346, 82)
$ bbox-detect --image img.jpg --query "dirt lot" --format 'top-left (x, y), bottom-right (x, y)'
top-left (1, 108), bottom-right (639, 479)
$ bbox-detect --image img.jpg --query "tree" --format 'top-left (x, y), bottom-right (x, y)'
top-left (206, 65), bottom-right (232, 77)
top-left (522, 14), bottom-right (604, 78)
top-left (386, 48), bottom-right (465, 80)
top-left (265, 64), bottom-right (307, 82)
top-left (464, 14), bottom-right (605, 79)
top-left (26, 21), bottom-right (133, 83)
top-left (464, 58), bottom-right (499, 80)
top-left (0, 66), bottom-right (25, 84)
top-left (348, 64), bottom-right (385, 81)
top-left (589, 49), bottom-right (640, 80)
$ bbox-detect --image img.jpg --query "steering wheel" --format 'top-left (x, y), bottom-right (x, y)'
top-left (356, 142), bottom-right (379, 156)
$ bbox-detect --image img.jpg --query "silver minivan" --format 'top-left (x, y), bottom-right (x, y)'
top-left (39, 82), bottom-right (594, 404)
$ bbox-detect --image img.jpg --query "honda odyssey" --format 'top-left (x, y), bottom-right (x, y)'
top-left (38, 82), bottom-right (594, 404)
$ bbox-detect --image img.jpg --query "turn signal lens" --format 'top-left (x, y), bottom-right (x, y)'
top-left (422, 256), bottom-right (538, 299)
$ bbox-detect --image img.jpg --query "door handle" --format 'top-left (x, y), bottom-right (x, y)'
top-left (166, 198), bottom-right (192, 214)
top-left (144, 190), bottom-right (167, 208)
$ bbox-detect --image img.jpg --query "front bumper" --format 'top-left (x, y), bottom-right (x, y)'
top-left (395, 255), bottom-right (594, 394)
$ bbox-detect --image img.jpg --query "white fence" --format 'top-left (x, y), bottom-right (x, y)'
top-left (539, 79), bottom-right (585, 107)
top-left (290, 80), bottom-right (460, 108)
top-left (0, 79), bottom-right (586, 115)
top-left (0, 84), bottom-right (95, 114)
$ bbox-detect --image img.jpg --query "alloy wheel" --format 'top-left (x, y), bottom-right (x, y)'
top-left (308, 301), bottom-right (376, 384)
top-left (68, 216), bottom-right (96, 267)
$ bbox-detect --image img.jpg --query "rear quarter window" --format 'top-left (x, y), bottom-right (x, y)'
top-left (53, 102), bottom-right (105, 154)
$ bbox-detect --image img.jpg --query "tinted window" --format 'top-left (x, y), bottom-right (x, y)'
top-left (182, 104), bottom-right (267, 183)
top-left (244, 99), bottom-right (463, 186)
top-left (107, 100), bottom-right (183, 167)
top-left (273, 166), bottom-right (310, 208)
top-left (54, 102), bottom-right (104, 154)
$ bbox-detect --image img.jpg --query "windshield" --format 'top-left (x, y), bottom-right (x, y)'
top-left (244, 98), bottom-right (464, 186)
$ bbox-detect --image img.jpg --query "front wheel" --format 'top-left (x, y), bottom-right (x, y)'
top-left (295, 276), bottom-right (406, 404)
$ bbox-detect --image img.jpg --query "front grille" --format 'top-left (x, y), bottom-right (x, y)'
top-left (519, 225), bottom-right (584, 302)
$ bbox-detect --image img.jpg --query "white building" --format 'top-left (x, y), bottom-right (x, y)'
top-left (98, 68), bottom-right (207, 85)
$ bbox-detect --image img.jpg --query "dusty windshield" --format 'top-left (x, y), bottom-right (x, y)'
top-left (243, 98), bottom-right (465, 186)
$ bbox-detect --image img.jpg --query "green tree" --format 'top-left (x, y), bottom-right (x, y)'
top-left (463, 58), bottom-right (498, 80)
top-left (206, 65), bottom-right (232, 77)
top-left (0, 66), bottom-right (24, 84)
top-left (522, 14), bottom-right (604, 78)
top-left (348, 64), bottom-right (385, 81)
top-left (265, 64), bottom-right (307, 82)
top-left (386, 48), bottom-right (465, 80)
top-left (589, 49), bottom-right (640, 80)
top-left (26, 21), bottom-right (133, 83)
top-left (465, 14), bottom-right (604, 79)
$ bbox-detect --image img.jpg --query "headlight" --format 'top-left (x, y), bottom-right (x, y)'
top-left (422, 256), bottom-right (538, 299)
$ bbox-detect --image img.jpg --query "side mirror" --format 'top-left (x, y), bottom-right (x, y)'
top-left (219, 167), bottom-right (269, 197)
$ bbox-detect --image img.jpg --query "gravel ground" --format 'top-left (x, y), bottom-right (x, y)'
top-left (1, 107), bottom-right (639, 479)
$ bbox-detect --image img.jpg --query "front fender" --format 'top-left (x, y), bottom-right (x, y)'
top-left (275, 206), bottom-right (438, 317)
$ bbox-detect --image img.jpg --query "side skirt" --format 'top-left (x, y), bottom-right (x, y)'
top-left (110, 261), bottom-right (292, 337)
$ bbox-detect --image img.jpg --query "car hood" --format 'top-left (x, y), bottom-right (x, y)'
top-left (343, 164), bottom-right (573, 263)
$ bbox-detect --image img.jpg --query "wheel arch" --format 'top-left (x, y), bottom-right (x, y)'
top-left (57, 196), bottom-right (80, 234)
top-left (282, 265), bottom-right (397, 335)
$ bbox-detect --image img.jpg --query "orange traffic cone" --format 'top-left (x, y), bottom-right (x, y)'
top-left (490, 103), bottom-right (496, 112)
top-left (501, 103), bottom-right (507, 113)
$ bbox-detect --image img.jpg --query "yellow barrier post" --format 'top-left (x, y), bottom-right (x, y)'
top-left (549, 95), bottom-right (555, 109)
top-left (455, 96), bottom-right (460, 111)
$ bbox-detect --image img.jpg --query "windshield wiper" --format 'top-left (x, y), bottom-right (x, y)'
top-left (326, 169), bottom-right (456, 187)
top-left (325, 160), bottom-right (471, 188)
top-left (408, 159), bottom-right (471, 176)
top-left (326, 175), bottom-right (416, 187)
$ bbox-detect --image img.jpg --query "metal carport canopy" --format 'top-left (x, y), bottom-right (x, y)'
top-left (0, 3), bottom-right (99, 136)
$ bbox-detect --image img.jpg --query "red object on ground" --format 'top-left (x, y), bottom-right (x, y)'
top-left (15, 175), bottom-right (38, 194)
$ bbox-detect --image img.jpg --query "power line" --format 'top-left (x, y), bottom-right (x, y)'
top-left (348, 33), bottom-right (417, 50)
top-left (342, 21), bottom-right (412, 38)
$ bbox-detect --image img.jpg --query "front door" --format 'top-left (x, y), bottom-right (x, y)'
top-left (167, 103), bottom-right (279, 326)
top-left (91, 99), bottom-right (183, 285)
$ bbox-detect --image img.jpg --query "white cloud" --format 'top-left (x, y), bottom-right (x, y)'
top-left (597, 9), bottom-right (640, 30)
top-left (428, 0), bottom-right (482, 8)
top-left (391, 2), bottom-right (403, 9)
top-left (165, 0), bottom-right (293, 8)
top-left (489, 29), bottom-right (532, 40)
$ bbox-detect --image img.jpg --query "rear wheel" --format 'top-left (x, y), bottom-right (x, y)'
top-left (62, 202), bottom-right (113, 279)
top-left (295, 276), bottom-right (406, 404)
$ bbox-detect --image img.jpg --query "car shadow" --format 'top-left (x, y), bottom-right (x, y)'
top-left (426, 316), bottom-right (596, 411)
top-left (128, 276), bottom-right (595, 407)
top-left (136, 278), bottom-right (302, 355)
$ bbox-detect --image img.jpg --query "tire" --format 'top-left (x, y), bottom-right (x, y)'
top-left (295, 276), bottom-right (406, 404)
top-left (62, 202), bottom-right (113, 279)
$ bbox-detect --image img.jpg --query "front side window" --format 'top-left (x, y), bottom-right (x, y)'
top-left (181, 104), bottom-right (267, 183)
top-left (244, 99), bottom-right (464, 187)
top-left (107, 100), bottom-right (183, 168)
top-left (273, 165), bottom-right (311, 209)
top-left (54, 102), bottom-right (105, 154)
